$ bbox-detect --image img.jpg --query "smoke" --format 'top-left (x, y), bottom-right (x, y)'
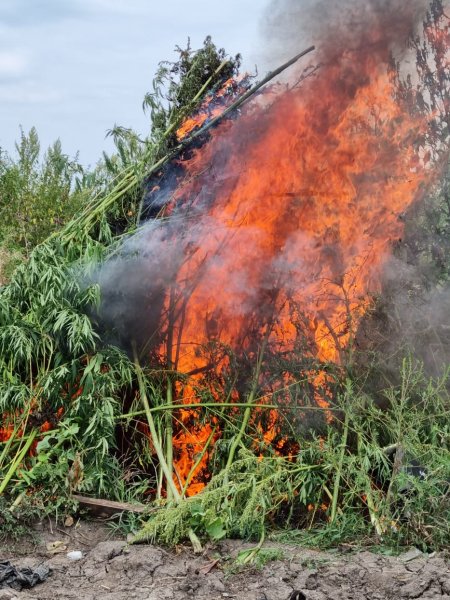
top-left (357, 210), bottom-right (450, 381)
top-left (93, 0), bottom-right (450, 385)
top-left (93, 222), bottom-right (179, 352)
top-left (94, 209), bottom-right (269, 353)
top-left (262, 0), bottom-right (429, 67)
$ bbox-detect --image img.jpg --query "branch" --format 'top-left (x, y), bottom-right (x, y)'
top-left (136, 46), bottom-right (316, 221)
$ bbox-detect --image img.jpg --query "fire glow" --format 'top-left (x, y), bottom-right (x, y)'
top-left (137, 6), bottom-right (446, 496)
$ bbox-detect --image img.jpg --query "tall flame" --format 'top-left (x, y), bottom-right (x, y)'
top-left (137, 4), bottom-right (446, 495)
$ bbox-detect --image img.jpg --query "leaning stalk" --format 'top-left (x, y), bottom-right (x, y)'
top-left (225, 331), bottom-right (270, 471)
top-left (132, 350), bottom-right (202, 552)
top-left (330, 410), bottom-right (349, 524)
top-left (0, 430), bottom-right (37, 495)
top-left (165, 378), bottom-right (174, 501)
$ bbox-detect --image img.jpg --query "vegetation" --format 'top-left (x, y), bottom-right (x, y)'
top-left (0, 128), bottom-right (85, 281)
top-left (0, 19), bottom-right (449, 557)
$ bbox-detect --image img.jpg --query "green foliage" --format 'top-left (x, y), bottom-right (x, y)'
top-left (130, 445), bottom-right (332, 546)
top-left (0, 233), bottom-right (137, 509)
top-left (132, 364), bottom-right (449, 551)
top-left (0, 128), bottom-right (85, 274)
top-left (143, 36), bottom-right (241, 152)
top-left (0, 36), bottom-right (244, 530)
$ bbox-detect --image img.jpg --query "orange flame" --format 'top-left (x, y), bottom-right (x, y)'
top-left (176, 78), bottom-right (245, 141)
top-left (146, 26), bottom-right (446, 494)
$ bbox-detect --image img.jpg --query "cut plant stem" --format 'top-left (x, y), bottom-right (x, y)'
top-left (225, 329), bottom-right (270, 473)
top-left (330, 408), bottom-right (349, 524)
top-left (0, 430), bottom-right (37, 495)
top-left (241, 524), bottom-right (266, 565)
top-left (132, 348), bottom-right (202, 552)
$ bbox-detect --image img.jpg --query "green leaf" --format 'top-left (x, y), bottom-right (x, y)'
top-left (205, 517), bottom-right (227, 540)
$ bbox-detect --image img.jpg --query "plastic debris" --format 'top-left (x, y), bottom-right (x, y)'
top-left (67, 551), bottom-right (83, 561)
top-left (0, 561), bottom-right (51, 591)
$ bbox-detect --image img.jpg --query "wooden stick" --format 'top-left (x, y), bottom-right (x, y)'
top-left (72, 494), bottom-right (146, 516)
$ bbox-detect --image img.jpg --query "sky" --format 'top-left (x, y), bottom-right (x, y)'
top-left (0, 0), bottom-right (266, 167)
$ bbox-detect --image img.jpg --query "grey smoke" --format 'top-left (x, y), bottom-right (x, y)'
top-left (93, 0), bottom-right (449, 379)
top-left (261, 0), bottom-right (429, 67)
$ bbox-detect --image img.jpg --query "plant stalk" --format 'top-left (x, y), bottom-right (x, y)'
top-left (132, 349), bottom-right (202, 552)
top-left (0, 430), bottom-right (37, 495)
top-left (225, 331), bottom-right (270, 472)
top-left (330, 410), bottom-right (349, 524)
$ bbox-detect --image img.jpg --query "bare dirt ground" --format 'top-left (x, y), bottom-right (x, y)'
top-left (1, 520), bottom-right (449, 600)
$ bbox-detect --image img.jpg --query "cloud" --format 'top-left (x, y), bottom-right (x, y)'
top-left (0, 0), bottom-right (82, 27)
top-left (0, 82), bottom-right (62, 105)
top-left (0, 51), bottom-right (27, 77)
top-left (77, 0), bottom-right (149, 16)
top-left (0, 0), bottom-right (152, 26)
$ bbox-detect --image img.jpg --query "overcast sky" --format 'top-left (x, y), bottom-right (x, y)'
top-left (0, 0), bottom-right (266, 167)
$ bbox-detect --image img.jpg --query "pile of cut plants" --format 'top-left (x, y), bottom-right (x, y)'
top-left (1, 7), bottom-right (450, 558)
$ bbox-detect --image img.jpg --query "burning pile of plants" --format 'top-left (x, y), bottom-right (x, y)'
top-left (0, 0), bottom-right (449, 552)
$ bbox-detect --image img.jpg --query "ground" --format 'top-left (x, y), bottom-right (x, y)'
top-left (1, 520), bottom-right (449, 600)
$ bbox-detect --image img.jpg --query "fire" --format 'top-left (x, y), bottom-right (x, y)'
top-left (176, 77), bottom-right (249, 141)
top-left (142, 10), bottom-right (445, 495)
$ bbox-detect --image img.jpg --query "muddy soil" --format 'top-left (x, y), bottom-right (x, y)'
top-left (1, 520), bottom-right (449, 600)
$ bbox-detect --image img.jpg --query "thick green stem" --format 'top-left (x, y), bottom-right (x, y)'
top-left (330, 410), bottom-right (349, 524)
top-left (165, 380), bottom-right (174, 502)
top-left (132, 350), bottom-right (202, 552)
top-left (0, 430), bottom-right (37, 495)
top-left (225, 332), bottom-right (269, 471)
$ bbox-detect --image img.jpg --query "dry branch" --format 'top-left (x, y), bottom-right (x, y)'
top-left (72, 494), bottom-right (146, 516)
